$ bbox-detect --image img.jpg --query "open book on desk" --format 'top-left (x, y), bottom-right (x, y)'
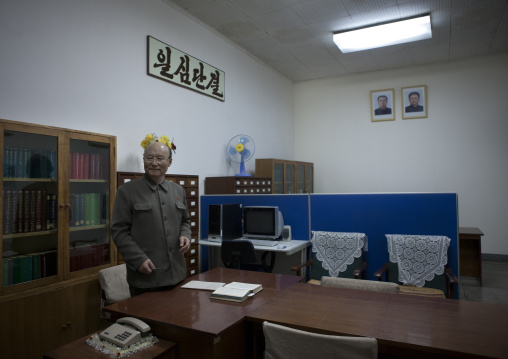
top-left (210, 282), bottom-right (263, 303)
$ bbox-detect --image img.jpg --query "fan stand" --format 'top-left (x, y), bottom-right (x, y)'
top-left (235, 158), bottom-right (252, 177)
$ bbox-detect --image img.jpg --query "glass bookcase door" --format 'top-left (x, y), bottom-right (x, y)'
top-left (273, 162), bottom-right (284, 194)
top-left (68, 138), bottom-right (111, 274)
top-left (296, 163), bottom-right (305, 193)
top-left (305, 164), bottom-right (313, 193)
top-left (285, 162), bottom-right (295, 193)
top-left (2, 130), bottom-right (59, 288)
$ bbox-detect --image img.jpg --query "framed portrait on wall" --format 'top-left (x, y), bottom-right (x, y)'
top-left (402, 85), bottom-right (427, 119)
top-left (370, 89), bottom-right (395, 122)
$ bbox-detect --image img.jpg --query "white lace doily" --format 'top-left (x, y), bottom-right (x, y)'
top-left (311, 231), bottom-right (367, 277)
top-left (386, 234), bottom-right (450, 287)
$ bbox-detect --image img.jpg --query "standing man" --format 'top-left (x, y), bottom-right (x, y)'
top-left (112, 134), bottom-right (191, 297)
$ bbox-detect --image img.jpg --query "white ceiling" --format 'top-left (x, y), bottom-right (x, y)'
top-left (162, 0), bottom-right (508, 82)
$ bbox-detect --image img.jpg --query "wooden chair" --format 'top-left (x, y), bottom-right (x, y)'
top-left (98, 264), bottom-right (130, 327)
top-left (291, 231), bottom-right (367, 283)
top-left (263, 321), bottom-right (377, 359)
top-left (374, 234), bottom-right (458, 298)
top-left (221, 239), bottom-right (275, 273)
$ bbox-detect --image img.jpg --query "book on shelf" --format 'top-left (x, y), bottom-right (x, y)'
top-left (210, 282), bottom-right (263, 303)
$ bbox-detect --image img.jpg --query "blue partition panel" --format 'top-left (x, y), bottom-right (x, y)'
top-left (200, 194), bottom-right (310, 270)
top-left (310, 193), bottom-right (458, 286)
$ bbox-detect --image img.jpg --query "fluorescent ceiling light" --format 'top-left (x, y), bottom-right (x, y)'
top-left (333, 15), bottom-right (432, 53)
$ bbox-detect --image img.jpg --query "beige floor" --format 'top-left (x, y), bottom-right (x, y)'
top-left (459, 260), bottom-right (508, 305)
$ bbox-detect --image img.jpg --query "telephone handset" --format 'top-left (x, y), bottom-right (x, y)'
top-left (99, 317), bottom-right (151, 348)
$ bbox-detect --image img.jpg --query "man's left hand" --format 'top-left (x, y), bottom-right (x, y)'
top-left (179, 236), bottom-right (191, 254)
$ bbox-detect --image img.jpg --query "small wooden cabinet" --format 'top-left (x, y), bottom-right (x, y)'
top-left (117, 172), bottom-right (200, 277)
top-left (255, 159), bottom-right (313, 194)
top-left (204, 176), bottom-right (272, 194)
top-left (459, 227), bottom-right (484, 285)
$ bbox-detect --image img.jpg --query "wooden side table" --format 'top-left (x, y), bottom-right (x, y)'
top-left (43, 332), bottom-right (177, 359)
top-left (459, 227), bottom-right (484, 286)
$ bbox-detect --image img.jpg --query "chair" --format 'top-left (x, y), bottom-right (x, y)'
top-left (98, 264), bottom-right (131, 326)
top-left (221, 240), bottom-right (275, 273)
top-left (291, 231), bottom-right (367, 283)
top-left (321, 276), bottom-right (400, 293)
top-left (263, 321), bottom-right (377, 359)
top-left (374, 234), bottom-right (458, 298)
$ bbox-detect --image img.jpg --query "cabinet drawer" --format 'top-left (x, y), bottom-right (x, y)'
top-left (187, 244), bottom-right (198, 257)
top-left (187, 266), bottom-right (198, 277)
top-left (186, 254), bottom-right (198, 268)
top-left (185, 187), bottom-right (198, 199)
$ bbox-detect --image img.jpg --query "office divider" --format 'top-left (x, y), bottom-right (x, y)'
top-left (309, 193), bottom-right (459, 283)
top-left (200, 192), bottom-right (458, 292)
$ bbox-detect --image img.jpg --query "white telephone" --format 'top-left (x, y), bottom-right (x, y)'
top-left (99, 317), bottom-right (151, 348)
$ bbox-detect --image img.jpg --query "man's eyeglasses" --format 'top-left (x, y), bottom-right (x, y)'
top-left (144, 156), bottom-right (169, 163)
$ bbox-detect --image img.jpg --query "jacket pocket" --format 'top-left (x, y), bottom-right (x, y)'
top-left (134, 203), bottom-right (152, 211)
top-left (175, 202), bottom-right (186, 211)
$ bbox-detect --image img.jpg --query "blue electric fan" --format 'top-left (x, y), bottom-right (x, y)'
top-left (226, 134), bottom-right (255, 177)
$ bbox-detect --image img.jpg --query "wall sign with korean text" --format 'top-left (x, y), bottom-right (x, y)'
top-left (147, 35), bottom-right (225, 101)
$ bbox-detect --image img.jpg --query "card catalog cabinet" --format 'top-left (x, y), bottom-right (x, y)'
top-left (117, 171), bottom-right (200, 277)
top-left (205, 176), bottom-right (272, 195)
top-left (255, 159), bottom-right (313, 194)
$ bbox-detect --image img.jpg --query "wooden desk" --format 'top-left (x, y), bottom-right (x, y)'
top-left (459, 227), bottom-right (484, 285)
top-left (104, 268), bottom-right (302, 359)
top-left (43, 332), bottom-right (176, 359)
top-left (245, 283), bottom-right (508, 359)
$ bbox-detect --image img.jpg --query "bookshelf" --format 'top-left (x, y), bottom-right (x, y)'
top-left (0, 119), bottom-right (116, 358)
top-left (255, 159), bottom-right (313, 194)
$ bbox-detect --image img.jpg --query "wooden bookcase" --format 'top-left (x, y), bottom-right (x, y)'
top-left (0, 119), bottom-right (117, 358)
top-left (117, 171), bottom-right (200, 278)
top-left (255, 159), bottom-right (313, 194)
top-left (204, 176), bottom-right (272, 194)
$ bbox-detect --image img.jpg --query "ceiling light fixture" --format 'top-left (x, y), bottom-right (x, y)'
top-left (333, 15), bottom-right (432, 53)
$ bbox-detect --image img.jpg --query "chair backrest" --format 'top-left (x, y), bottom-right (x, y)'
top-left (263, 321), bottom-right (377, 359)
top-left (221, 240), bottom-right (258, 269)
top-left (321, 276), bottom-right (400, 294)
top-left (310, 231), bottom-right (367, 280)
top-left (98, 263), bottom-right (130, 303)
top-left (221, 240), bottom-right (275, 272)
top-left (385, 234), bottom-right (451, 296)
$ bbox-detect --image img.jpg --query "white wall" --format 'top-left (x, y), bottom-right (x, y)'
top-left (0, 0), bottom-right (294, 181)
top-left (294, 53), bottom-right (508, 255)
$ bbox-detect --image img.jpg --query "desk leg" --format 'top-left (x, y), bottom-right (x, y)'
top-left (300, 246), bottom-right (309, 280)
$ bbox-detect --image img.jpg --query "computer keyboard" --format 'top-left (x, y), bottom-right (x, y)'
top-left (245, 239), bottom-right (280, 247)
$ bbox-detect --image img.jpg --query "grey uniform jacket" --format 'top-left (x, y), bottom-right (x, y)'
top-left (111, 174), bottom-right (191, 288)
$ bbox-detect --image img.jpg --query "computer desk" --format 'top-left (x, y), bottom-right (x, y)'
top-left (245, 283), bottom-right (508, 359)
top-left (199, 238), bottom-right (311, 275)
top-left (103, 268), bottom-right (302, 359)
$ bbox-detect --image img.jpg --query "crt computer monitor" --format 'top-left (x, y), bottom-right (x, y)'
top-left (242, 206), bottom-right (284, 240)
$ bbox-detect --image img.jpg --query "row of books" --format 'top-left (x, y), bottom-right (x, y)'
top-left (2, 251), bottom-right (57, 286)
top-left (2, 190), bottom-right (57, 235)
top-left (69, 243), bottom-right (110, 272)
top-left (70, 152), bottom-right (109, 180)
top-left (3, 147), bottom-right (57, 179)
top-left (69, 193), bottom-right (107, 227)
